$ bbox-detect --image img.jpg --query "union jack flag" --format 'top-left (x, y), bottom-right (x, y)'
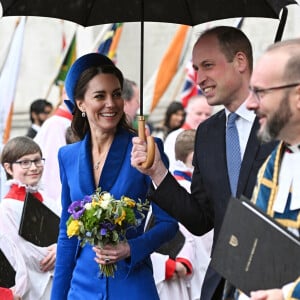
top-left (180, 60), bottom-right (202, 108)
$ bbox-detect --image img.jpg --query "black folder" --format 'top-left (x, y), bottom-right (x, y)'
top-left (18, 192), bottom-right (60, 247)
top-left (146, 214), bottom-right (185, 259)
top-left (0, 249), bottom-right (16, 288)
top-left (211, 196), bottom-right (300, 296)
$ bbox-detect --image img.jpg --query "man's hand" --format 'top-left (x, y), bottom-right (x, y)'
top-left (250, 289), bottom-right (284, 300)
top-left (131, 136), bottom-right (167, 186)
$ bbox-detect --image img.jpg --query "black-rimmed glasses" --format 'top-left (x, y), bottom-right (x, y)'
top-left (13, 158), bottom-right (45, 169)
top-left (249, 82), bottom-right (300, 102)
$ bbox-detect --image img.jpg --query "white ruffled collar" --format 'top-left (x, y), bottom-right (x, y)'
top-left (5, 179), bottom-right (43, 193)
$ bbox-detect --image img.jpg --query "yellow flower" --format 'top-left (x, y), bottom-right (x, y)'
top-left (115, 209), bottom-right (126, 226)
top-left (92, 199), bottom-right (100, 208)
top-left (123, 197), bottom-right (136, 207)
top-left (67, 219), bottom-right (80, 237)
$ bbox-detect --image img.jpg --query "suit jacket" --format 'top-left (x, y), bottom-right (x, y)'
top-left (51, 128), bottom-right (178, 300)
top-left (149, 109), bottom-right (277, 300)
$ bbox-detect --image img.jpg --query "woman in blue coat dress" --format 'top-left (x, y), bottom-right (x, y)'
top-left (50, 53), bottom-right (178, 300)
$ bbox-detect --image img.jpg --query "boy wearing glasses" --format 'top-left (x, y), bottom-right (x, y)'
top-left (0, 136), bottom-right (59, 300)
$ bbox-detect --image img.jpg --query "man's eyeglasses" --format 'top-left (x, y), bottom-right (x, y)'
top-left (13, 158), bottom-right (45, 169)
top-left (249, 82), bottom-right (300, 102)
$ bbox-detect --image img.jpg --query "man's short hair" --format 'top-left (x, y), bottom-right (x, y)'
top-left (122, 79), bottom-right (137, 101)
top-left (175, 129), bottom-right (196, 162)
top-left (29, 99), bottom-right (52, 123)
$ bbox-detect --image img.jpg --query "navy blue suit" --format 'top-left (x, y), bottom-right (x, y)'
top-left (149, 109), bottom-right (277, 299)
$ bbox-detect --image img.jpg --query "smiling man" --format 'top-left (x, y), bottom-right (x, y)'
top-left (241, 38), bottom-right (300, 300)
top-left (131, 26), bottom-right (277, 300)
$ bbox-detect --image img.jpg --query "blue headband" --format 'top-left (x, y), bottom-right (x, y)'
top-left (64, 53), bottom-right (114, 113)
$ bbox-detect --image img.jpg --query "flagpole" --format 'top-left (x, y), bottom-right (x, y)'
top-left (0, 16), bottom-right (26, 143)
top-left (170, 64), bottom-right (187, 102)
top-left (44, 26), bottom-right (78, 99)
top-left (90, 24), bottom-right (113, 52)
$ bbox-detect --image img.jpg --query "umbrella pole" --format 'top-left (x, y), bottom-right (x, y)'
top-left (137, 0), bottom-right (155, 168)
top-left (274, 7), bottom-right (288, 43)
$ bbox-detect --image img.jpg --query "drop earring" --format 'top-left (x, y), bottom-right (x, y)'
top-left (82, 111), bottom-right (86, 118)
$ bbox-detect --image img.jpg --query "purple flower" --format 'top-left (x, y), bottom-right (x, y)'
top-left (99, 222), bottom-right (116, 236)
top-left (83, 195), bottom-right (92, 203)
top-left (68, 200), bottom-right (86, 219)
top-left (100, 228), bottom-right (107, 236)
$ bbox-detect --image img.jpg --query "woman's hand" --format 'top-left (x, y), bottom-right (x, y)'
top-left (93, 242), bottom-right (131, 265)
top-left (40, 244), bottom-right (57, 272)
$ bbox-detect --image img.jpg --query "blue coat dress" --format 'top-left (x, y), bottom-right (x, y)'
top-left (51, 128), bottom-right (178, 300)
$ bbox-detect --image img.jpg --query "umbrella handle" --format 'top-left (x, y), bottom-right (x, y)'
top-left (138, 116), bottom-right (155, 169)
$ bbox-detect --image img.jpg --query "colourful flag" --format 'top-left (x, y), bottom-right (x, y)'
top-left (107, 24), bottom-right (123, 62)
top-left (150, 25), bottom-right (190, 112)
top-left (55, 32), bottom-right (77, 86)
top-left (97, 23), bottom-right (123, 62)
top-left (179, 60), bottom-right (202, 108)
top-left (0, 17), bottom-right (26, 143)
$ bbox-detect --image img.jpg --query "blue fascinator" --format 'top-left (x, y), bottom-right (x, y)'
top-left (64, 53), bottom-right (114, 113)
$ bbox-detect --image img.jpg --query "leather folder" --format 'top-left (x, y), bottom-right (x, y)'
top-left (0, 249), bottom-right (16, 288)
top-left (211, 196), bottom-right (300, 296)
top-left (18, 192), bottom-right (60, 247)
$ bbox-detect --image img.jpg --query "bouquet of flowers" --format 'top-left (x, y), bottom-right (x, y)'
top-left (66, 188), bottom-right (149, 277)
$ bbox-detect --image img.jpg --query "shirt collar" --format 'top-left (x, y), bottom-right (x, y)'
top-left (285, 143), bottom-right (300, 153)
top-left (225, 101), bottom-right (256, 123)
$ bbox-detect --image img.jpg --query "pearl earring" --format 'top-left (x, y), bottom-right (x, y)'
top-left (82, 111), bottom-right (86, 118)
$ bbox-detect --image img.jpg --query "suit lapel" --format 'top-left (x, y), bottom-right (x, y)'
top-left (78, 133), bottom-right (95, 194)
top-left (99, 128), bottom-right (130, 191)
top-left (78, 129), bottom-right (131, 194)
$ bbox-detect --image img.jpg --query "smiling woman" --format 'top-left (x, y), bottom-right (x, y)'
top-left (50, 52), bottom-right (178, 300)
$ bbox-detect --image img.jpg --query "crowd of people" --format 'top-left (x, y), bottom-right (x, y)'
top-left (0, 24), bottom-right (299, 300)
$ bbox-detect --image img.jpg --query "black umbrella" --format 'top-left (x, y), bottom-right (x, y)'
top-left (0, 0), bottom-right (297, 167)
top-left (0, 0), bottom-right (296, 26)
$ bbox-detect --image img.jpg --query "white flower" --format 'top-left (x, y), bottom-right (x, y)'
top-left (84, 202), bottom-right (92, 210)
top-left (102, 192), bottom-right (112, 201)
top-left (100, 199), bottom-right (111, 209)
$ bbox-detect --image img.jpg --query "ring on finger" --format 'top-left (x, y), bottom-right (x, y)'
top-left (105, 257), bottom-right (110, 263)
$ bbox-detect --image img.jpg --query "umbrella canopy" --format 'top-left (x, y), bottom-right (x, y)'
top-left (0, 0), bottom-right (297, 26)
top-left (0, 0), bottom-right (297, 167)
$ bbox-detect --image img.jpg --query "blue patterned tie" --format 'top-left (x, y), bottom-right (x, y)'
top-left (226, 112), bottom-right (241, 197)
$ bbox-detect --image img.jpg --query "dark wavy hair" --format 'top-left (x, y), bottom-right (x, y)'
top-left (71, 65), bottom-right (136, 139)
top-left (163, 101), bottom-right (185, 130)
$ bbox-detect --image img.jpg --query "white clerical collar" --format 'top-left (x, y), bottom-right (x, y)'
top-left (273, 149), bottom-right (300, 213)
top-left (285, 143), bottom-right (300, 153)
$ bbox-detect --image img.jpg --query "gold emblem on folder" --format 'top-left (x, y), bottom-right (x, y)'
top-left (229, 235), bottom-right (239, 247)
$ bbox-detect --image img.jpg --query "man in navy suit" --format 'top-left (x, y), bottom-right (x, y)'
top-left (131, 26), bottom-right (276, 300)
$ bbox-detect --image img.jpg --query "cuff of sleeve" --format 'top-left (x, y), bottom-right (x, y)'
top-left (176, 257), bottom-right (193, 275)
top-left (152, 170), bottom-right (169, 189)
top-left (0, 288), bottom-right (13, 300)
top-left (282, 282), bottom-right (295, 299)
top-left (165, 258), bottom-right (176, 280)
